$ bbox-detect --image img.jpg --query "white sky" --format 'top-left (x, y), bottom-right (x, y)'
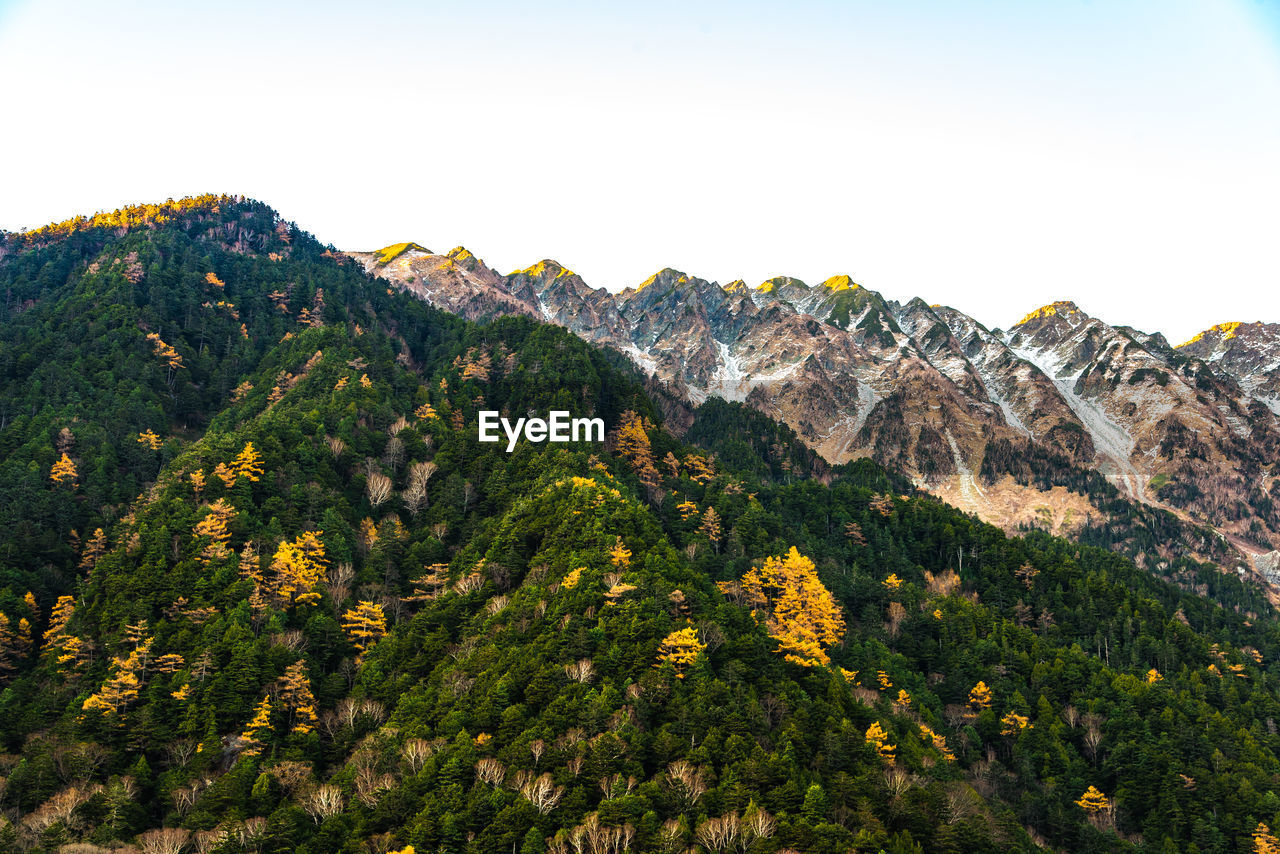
top-left (1, 0), bottom-right (1277, 343)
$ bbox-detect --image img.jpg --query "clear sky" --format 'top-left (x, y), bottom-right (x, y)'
top-left (1, 0), bottom-right (1277, 343)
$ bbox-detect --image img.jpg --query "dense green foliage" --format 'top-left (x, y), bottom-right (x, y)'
top-left (2, 199), bottom-right (1280, 853)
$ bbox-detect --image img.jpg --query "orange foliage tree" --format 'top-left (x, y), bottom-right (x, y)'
top-left (739, 547), bottom-right (845, 667)
top-left (342, 601), bottom-right (388, 661)
top-left (269, 532), bottom-right (328, 606)
top-left (614, 410), bottom-right (660, 489)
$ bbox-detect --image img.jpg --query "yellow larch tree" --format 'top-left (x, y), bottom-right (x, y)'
top-left (1075, 785), bottom-right (1110, 813)
top-left (0, 614), bottom-right (30, 677)
top-left (194, 499), bottom-right (237, 565)
top-left (241, 695), bottom-right (274, 756)
top-left (233, 442), bottom-right (265, 482)
top-left (609, 537), bottom-right (631, 568)
top-left (968, 681), bottom-right (993, 712)
top-left (341, 601), bottom-right (387, 661)
top-left (655, 627), bottom-right (706, 677)
top-left (614, 410), bottom-right (660, 488)
top-left (137, 430), bottom-right (163, 450)
top-left (677, 500), bottom-right (699, 521)
top-left (865, 721), bottom-right (896, 763)
top-left (213, 462), bottom-right (237, 489)
top-left (82, 639), bottom-right (152, 717)
top-left (189, 469), bottom-right (206, 500)
top-left (43, 595), bottom-right (76, 651)
top-left (1000, 711), bottom-right (1031, 735)
top-left (269, 532), bottom-right (328, 606)
top-left (50, 453), bottom-right (78, 484)
top-left (739, 547), bottom-right (845, 667)
top-left (699, 507), bottom-right (722, 551)
top-left (79, 528), bottom-right (108, 571)
top-left (278, 660), bottom-right (318, 735)
top-left (1254, 823), bottom-right (1280, 854)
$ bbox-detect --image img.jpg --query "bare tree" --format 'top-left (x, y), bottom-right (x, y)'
top-left (695, 813), bottom-right (740, 854)
top-left (138, 827), bottom-right (192, 854)
top-left (303, 784), bottom-right (345, 823)
top-left (383, 435), bottom-right (405, 473)
top-left (520, 772), bottom-right (565, 815)
top-left (476, 757), bottom-right (507, 787)
top-left (366, 472), bottom-right (393, 508)
top-left (402, 738), bottom-right (437, 774)
top-left (565, 658), bottom-right (596, 683)
top-left (665, 760), bottom-right (709, 808)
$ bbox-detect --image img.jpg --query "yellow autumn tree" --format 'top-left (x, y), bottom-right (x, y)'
top-left (614, 410), bottom-right (660, 488)
top-left (79, 528), bottom-right (108, 570)
top-left (1254, 823), bottom-right (1280, 854)
top-left (609, 538), bottom-right (631, 568)
top-left (270, 532), bottom-right (328, 606)
top-left (137, 429), bottom-right (163, 450)
top-left (43, 595), bottom-right (76, 651)
top-left (968, 680), bottom-right (993, 712)
top-left (1075, 785), bottom-right (1110, 813)
top-left (241, 695), bottom-right (274, 756)
top-left (82, 639), bottom-right (152, 717)
top-left (50, 453), bottom-right (78, 484)
top-left (699, 507), bottom-right (722, 551)
top-left (1000, 711), bottom-right (1031, 735)
top-left (233, 442), bottom-right (265, 482)
top-left (655, 627), bottom-right (706, 677)
top-left (342, 601), bottom-right (387, 661)
top-left (194, 499), bottom-right (237, 565)
top-left (865, 721), bottom-right (896, 763)
top-left (739, 547), bottom-right (845, 667)
top-left (278, 660), bottom-right (318, 735)
top-left (213, 462), bottom-right (237, 488)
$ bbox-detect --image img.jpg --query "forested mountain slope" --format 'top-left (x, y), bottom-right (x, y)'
top-left (1, 199), bottom-right (1280, 853)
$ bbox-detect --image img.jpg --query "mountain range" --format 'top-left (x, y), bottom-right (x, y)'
top-left (350, 244), bottom-right (1280, 578)
top-left (4, 196), bottom-right (1280, 852)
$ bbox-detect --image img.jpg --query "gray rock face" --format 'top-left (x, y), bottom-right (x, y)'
top-left (349, 243), bottom-right (1280, 552)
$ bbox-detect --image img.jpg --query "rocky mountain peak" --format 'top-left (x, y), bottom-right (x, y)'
top-left (516, 259), bottom-right (576, 281)
top-left (1015, 300), bottom-right (1087, 328)
top-left (755, 275), bottom-right (808, 294)
top-left (821, 274), bottom-right (859, 292)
